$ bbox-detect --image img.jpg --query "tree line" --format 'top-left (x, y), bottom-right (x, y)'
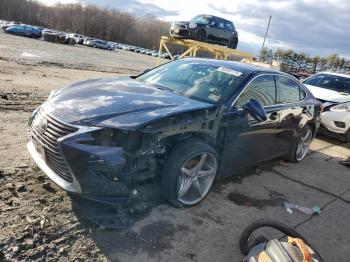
top-left (260, 47), bottom-right (350, 74)
top-left (0, 0), bottom-right (349, 74)
top-left (0, 0), bottom-right (170, 50)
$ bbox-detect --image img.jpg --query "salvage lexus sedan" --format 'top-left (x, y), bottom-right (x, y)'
top-left (27, 58), bottom-right (321, 207)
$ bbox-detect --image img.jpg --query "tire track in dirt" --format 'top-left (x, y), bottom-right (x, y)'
top-left (0, 92), bottom-right (45, 112)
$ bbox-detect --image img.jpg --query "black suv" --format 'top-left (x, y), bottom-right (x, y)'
top-left (170, 14), bottom-right (239, 49)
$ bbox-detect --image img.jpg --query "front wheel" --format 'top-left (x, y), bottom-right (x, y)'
top-left (194, 28), bottom-right (206, 42)
top-left (287, 125), bottom-right (313, 162)
top-left (162, 138), bottom-right (218, 207)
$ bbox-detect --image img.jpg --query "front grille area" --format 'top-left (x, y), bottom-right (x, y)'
top-left (30, 109), bottom-right (78, 182)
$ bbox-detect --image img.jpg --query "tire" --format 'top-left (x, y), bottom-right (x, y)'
top-left (286, 125), bottom-right (313, 162)
top-left (194, 28), bottom-right (206, 41)
top-left (227, 37), bottom-right (238, 49)
top-left (162, 138), bottom-right (218, 207)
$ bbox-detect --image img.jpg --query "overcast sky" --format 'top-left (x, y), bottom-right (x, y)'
top-left (40, 0), bottom-right (350, 58)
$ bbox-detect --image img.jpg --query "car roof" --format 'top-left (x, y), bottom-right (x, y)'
top-left (181, 58), bottom-right (288, 76)
top-left (315, 71), bottom-right (350, 78)
top-left (195, 14), bottom-right (233, 23)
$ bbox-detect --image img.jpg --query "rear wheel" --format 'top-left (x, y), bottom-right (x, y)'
top-left (194, 28), bottom-right (206, 41)
top-left (287, 125), bottom-right (313, 162)
top-left (162, 138), bottom-right (218, 207)
top-left (227, 37), bottom-right (238, 49)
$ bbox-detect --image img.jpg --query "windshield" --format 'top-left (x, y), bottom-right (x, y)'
top-left (191, 15), bottom-right (212, 25)
top-left (304, 73), bottom-right (350, 94)
top-left (136, 60), bottom-right (245, 104)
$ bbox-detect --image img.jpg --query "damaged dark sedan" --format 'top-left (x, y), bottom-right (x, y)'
top-left (27, 58), bottom-right (321, 207)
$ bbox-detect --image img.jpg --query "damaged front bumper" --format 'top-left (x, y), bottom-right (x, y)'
top-left (27, 108), bottom-right (134, 204)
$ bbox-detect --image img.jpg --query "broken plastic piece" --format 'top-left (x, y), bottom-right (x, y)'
top-left (284, 202), bottom-right (321, 215)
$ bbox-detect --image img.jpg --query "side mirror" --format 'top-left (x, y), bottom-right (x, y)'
top-left (242, 99), bottom-right (267, 122)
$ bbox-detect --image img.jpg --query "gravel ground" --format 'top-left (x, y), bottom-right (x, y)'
top-left (1, 31), bottom-right (350, 262)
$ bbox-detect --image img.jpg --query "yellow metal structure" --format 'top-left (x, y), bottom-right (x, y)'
top-left (157, 36), bottom-right (253, 65)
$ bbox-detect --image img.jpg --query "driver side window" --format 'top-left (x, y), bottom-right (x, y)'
top-left (235, 75), bottom-right (276, 108)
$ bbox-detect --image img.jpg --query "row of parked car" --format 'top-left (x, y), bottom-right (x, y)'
top-left (0, 20), bottom-right (170, 59)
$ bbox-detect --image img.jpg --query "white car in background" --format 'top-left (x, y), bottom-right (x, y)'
top-left (303, 72), bottom-right (350, 142)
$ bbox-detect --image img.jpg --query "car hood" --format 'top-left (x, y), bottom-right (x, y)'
top-left (304, 84), bottom-right (350, 103)
top-left (43, 77), bottom-right (215, 130)
top-left (173, 21), bottom-right (190, 26)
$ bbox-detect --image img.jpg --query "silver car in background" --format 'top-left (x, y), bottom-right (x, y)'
top-left (89, 39), bottom-right (113, 50)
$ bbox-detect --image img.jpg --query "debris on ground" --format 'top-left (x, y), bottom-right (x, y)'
top-left (15, 164), bottom-right (29, 169)
top-left (1, 94), bottom-right (9, 100)
top-left (284, 202), bottom-right (321, 215)
top-left (279, 160), bottom-right (289, 167)
top-left (16, 183), bottom-right (27, 192)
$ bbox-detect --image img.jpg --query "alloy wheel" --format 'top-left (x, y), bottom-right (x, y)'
top-left (296, 128), bottom-right (312, 161)
top-left (177, 152), bottom-right (217, 205)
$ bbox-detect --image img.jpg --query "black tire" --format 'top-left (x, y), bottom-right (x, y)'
top-left (286, 125), bottom-right (313, 163)
top-left (69, 38), bottom-right (76, 46)
top-left (194, 28), bottom-right (206, 41)
top-left (162, 138), bottom-right (218, 207)
top-left (227, 37), bottom-right (238, 49)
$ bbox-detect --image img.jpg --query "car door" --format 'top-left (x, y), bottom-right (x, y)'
top-left (207, 17), bottom-right (225, 42)
top-left (222, 21), bottom-right (234, 43)
top-left (273, 75), bottom-right (308, 153)
top-left (17, 26), bottom-right (25, 35)
top-left (218, 74), bottom-right (282, 178)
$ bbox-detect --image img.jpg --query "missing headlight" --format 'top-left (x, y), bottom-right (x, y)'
top-left (85, 129), bottom-right (142, 151)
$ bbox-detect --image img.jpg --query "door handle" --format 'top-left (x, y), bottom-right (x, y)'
top-left (269, 111), bottom-right (280, 120)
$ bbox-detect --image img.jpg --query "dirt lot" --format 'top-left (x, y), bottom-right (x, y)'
top-left (0, 31), bottom-right (350, 262)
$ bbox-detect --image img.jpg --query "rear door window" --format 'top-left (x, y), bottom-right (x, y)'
top-left (225, 22), bottom-right (234, 31)
top-left (276, 76), bottom-right (304, 104)
top-left (235, 75), bottom-right (276, 108)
